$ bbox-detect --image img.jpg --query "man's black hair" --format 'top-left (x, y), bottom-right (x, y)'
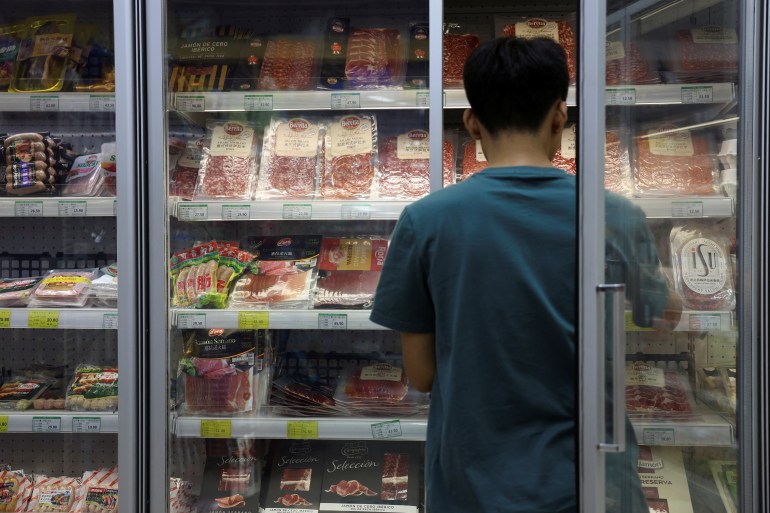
top-left (463, 37), bottom-right (569, 135)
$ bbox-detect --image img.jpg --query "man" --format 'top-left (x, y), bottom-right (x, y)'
top-left (369, 37), bottom-right (672, 512)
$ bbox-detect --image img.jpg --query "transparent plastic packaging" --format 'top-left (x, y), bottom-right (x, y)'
top-left (459, 138), bottom-right (487, 180)
top-left (9, 14), bottom-right (77, 93)
top-left (26, 475), bottom-right (82, 512)
top-left (660, 26), bottom-right (739, 84)
top-left (89, 263), bottom-right (118, 308)
top-left (61, 153), bottom-right (105, 197)
top-left (28, 269), bottom-right (98, 308)
top-left (0, 277), bottom-right (42, 307)
top-left (313, 237), bottom-right (388, 309)
top-left (0, 376), bottom-right (52, 411)
top-left (321, 114), bottom-right (378, 199)
top-left (333, 363), bottom-right (430, 417)
top-left (100, 142), bottom-right (117, 197)
top-left (625, 362), bottom-right (695, 420)
top-left (194, 120), bottom-right (259, 200)
top-left (0, 469), bottom-right (33, 512)
top-left (605, 39), bottom-right (660, 85)
top-left (169, 138), bottom-right (204, 200)
top-left (377, 129), bottom-right (455, 199)
top-left (344, 28), bottom-right (403, 90)
top-left (4, 131), bottom-right (55, 196)
top-left (258, 36), bottom-right (318, 91)
top-left (64, 364), bottom-right (118, 412)
top-left (442, 27), bottom-right (479, 88)
top-left (75, 468), bottom-right (118, 513)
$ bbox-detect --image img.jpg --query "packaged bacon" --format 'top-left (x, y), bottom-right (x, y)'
top-left (170, 138), bottom-right (204, 200)
top-left (344, 28), bottom-right (403, 89)
top-left (633, 124), bottom-right (718, 197)
top-left (605, 39), bottom-right (659, 85)
top-left (442, 30), bottom-right (479, 88)
top-left (0, 469), bottom-right (33, 512)
top-left (661, 26), bottom-right (738, 83)
top-left (73, 468), bottom-right (118, 513)
top-left (625, 362), bottom-right (694, 420)
top-left (258, 37), bottom-right (318, 91)
top-left (195, 120), bottom-right (259, 200)
top-left (313, 237), bottom-right (388, 309)
top-left (495, 15), bottom-right (577, 85)
top-left (26, 475), bottom-right (82, 512)
top-left (670, 222), bottom-right (735, 311)
top-left (257, 116), bottom-right (323, 199)
top-left (459, 139), bottom-right (487, 180)
top-left (377, 129), bottom-right (455, 199)
top-left (28, 269), bottom-right (98, 308)
top-left (0, 276), bottom-right (41, 307)
top-left (321, 114), bottom-right (378, 199)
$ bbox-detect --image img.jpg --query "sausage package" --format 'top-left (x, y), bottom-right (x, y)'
top-left (195, 120), bottom-right (259, 200)
top-left (0, 469), bottom-right (33, 512)
top-left (28, 269), bottom-right (98, 308)
top-left (9, 14), bottom-right (77, 93)
top-left (26, 475), bottom-right (83, 512)
top-left (670, 222), bottom-right (735, 311)
top-left (377, 129), bottom-right (455, 199)
top-left (73, 468), bottom-right (118, 513)
top-left (65, 364), bottom-right (118, 412)
top-left (4, 132), bottom-right (56, 196)
top-left (321, 114), bottom-right (378, 199)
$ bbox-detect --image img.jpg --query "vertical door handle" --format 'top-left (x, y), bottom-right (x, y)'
top-left (597, 283), bottom-right (626, 453)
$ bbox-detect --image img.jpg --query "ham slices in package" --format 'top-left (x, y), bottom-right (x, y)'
top-left (258, 37), bottom-right (317, 91)
top-left (377, 130), bottom-right (455, 199)
top-left (0, 470), bottom-right (33, 512)
top-left (670, 222), bottom-right (735, 311)
top-left (333, 363), bottom-right (429, 416)
top-left (170, 138), bottom-right (204, 200)
top-left (344, 28), bottom-right (402, 89)
top-left (625, 362), bottom-right (694, 420)
top-left (605, 40), bottom-right (659, 85)
top-left (195, 120), bottom-right (259, 200)
top-left (662, 26), bottom-right (739, 83)
top-left (257, 117), bottom-right (323, 199)
top-left (322, 114), bottom-right (378, 199)
top-left (0, 277), bottom-right (41, 307)
top-left (28, 269), bottom-right (98, 308)
top-left (313, 237), bottom-right (388, 309)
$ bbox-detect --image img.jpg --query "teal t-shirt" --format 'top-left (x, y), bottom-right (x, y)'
top-left (370, 166), bottom-right (667, 513)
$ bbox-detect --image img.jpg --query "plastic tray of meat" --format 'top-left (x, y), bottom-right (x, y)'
top-left (495, 15), bottom-right (577, 85)
top-left (460, 139), bottom-right (488, 180)
top-left (625, 363), bottom-right (696, 420)
top-left (442, 32), bottom-right (479, 88)
top-left (660, 26), bottom-right (739, 83)
top-left (170, 138), bottom-right (204, 200)
top-left (28, 268), bottom-right (98, 308)
top-left (632, 124), bottom-right (718, 197)
top-left (0, 276), bottom-right (41, 307)
top-left (605, 40), bottom-right (660, 85)
top-left (258, 37), bottom-right (317, 91)
top-left (270, 375), bottom-right (340, 416)
top-left (313, 237), bottom-right (387, 309)
top-left (257, 117), bottom-right (322, 199)
top-left (344, 28), bottom-right (402, 89)
top-left (195, 120), bottom-right (259, 200)
top-left (333, 363), bottom-right (429, 417)
top-left (670, 222), bottom-right (735, 311)
top-left (377, 130), bottom-right (455, 199)
top-left (321, 114), bottom-right (378, 199)
top-left (26, 474), bottom-right (82, 512)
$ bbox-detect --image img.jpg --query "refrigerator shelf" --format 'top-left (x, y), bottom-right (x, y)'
top-left (172, 414), bottom-right (428, 441)
top-left (172, 309), bottom-right (384, 330)
top-left (632, 414), bottom-right (735, 447)
top-left (0, 93), bottom-right (116, 113)
top-left (0, 198), bottom-right (117, 218)
top-left (631, 197), bottom-right (734, 219)
top-left (626, 311), bottom-right (734, 332)
top-left (0, 411), bottom-right (119, 433)
top-left (0, 308), bottom-right (118, 330)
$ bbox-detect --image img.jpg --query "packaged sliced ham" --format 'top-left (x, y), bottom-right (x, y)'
top-left (61, 154), bottom-right (104, 197)
top-left (633, 125), bottom-right (718, 196)
top-left (0, 277), bottom-right (41, 307)
top-left (344, 28), bottom-right (402, 89)
top-left (670, 223), bottom-right (735, 311)
top-left (442, 31), bottom-right (479, 88)
top-left (262, 440), bottom-right (325, 513)
top-left (377, 130), bottom-right (455, 199)
top-left (100, 143), bottom-right (117, 197)
top-left (605, 40), bottom-right (659, 85)
top-left (195, 120), bottom-right (259, 200)
top-left (258, 37), bottom-right (317, 91)
top-left (257, 117), bottom-right (323, 199)
top-left (313, 237), bottom-right (387, 309)
top-left (65, 364), bottom-right (118, 412)
top-left (333, 363), bottom-right (429, 417)
top-left (637, 447), bottom-right (695, 513)
top-left (0, 469), bottom-right (33, 512)
top-left (73, 468), bottom-right (118, 513)
top-left (26, 475), bottom-right (82, 512)
top-left (625, 362), bottom-right (694, 420)
top-left (270, 375), bottom-right (339, 416)
top-left (321, 115), bottom-right (378, 199)
top-left (28, 269), bottom-right (98, 308)
top-left (496, 15), bottom-right (577, 84)
top-left (170, 138), bottom-right (204, 200)
top-left (460, 139), bottom-right (487, 180)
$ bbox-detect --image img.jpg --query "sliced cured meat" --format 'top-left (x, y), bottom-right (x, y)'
top-left (325, 479), bottom-right (377, 497)
top-left (314, 271), bottom-right (381, 309)
top-left (443, 34), bottom-right (479, 88)
top-left (461, 139), bottom-right (487, 179)
top-left (274, 493), bottom-right (312, 506)
top-left (284, 381), bottom-right (337, 407)
top-left (502, 19), bottom-right (577, 84)
top-left (343, 364), bottom-right (408, 401)
top-left (381, 453), bottom-right (409, 501)
top-left (322, 115), bottom-right (377, 199)
top-left (280, 468), bottom-right (312, 491)
top-left (258, 38), bottom-right (316, 90)
top-left (345, 28), bottom-right (400, 87)
top-left (606, 41), bottom-right (658, 85)
top-left (625, 363), bottom-right (693, 417)
top-left (231, 271), bottom-right (310, 304)
top-left (258, 117), bottom-right (320, 198)
top-left (196, 121), bottom-right (258, 200)
top-left (378, 133), bottom-right (454, 198)
top-left (214, 494), bottom-right (245, 508)
top-left (676, 27), bottom-right (738, 72)
top-left (184, 371), bottom-right (252, 414)
top-left (170, 165), bottom-right (199, 199)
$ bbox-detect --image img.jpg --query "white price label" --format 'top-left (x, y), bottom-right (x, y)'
top-left (642, 428), bottom-right (675, 445)
top-left (178, 313), bottom-right (206, 329)
top-left (58, 200), bottom-right (87, 217)
top-left (244, 94), bottom-right (274, 111)
top-left (32, 417), bottom-right (61, 433)
top-left (282, 204), bottom-right (312, 220)
top-left (73, 417), bottom-right (102, 433)
top-left (671, 201), bottom-right (704, 217)
top-left (222, 204), bottom-right (251, 220)
top-left (416, 92), bottom-right (430, 108)
top-left (341, 204), bottom-right (371, 220)
top-left (318, 313), bottom-right (348, 330)
top-left (331, 93), bottom-right (361, 109)
top-left (90, 95), bottom-right (116, 112)
top-left (681, 86), bottom-right (714, 104)
top-left (175, 95), bottom-right (206, 111)
top-left (689, 314), bottom-right (723, 331)
top-left (15, 201), bottom-right (44, 217)
top-left (371, 420), bottom-right (403, 439)
top-left (102, 313), bottom-right (118, 330)
top-left (606, 88), bottom-right (637, 105)
top-left (30, 95), bottom-right (59, 111)
top-left (178, 204), bottom-right (208, 221)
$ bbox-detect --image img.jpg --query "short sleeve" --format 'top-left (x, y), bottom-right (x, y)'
top-left (369, 209), bottom-right (436, 333)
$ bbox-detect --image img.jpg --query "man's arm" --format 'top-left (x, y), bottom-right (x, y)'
top-left (400, 332), bottom-right (436, 393)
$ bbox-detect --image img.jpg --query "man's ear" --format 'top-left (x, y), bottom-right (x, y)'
top-left (463, 109), bottom-right (482, 140)
top-left (552, 100), bottom-right (568, 134)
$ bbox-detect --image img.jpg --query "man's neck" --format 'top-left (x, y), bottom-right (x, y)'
top-left (480, 131), bottom-right (555, 169)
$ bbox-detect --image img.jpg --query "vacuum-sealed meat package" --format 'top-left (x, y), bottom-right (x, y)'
top-left (0, 277), bottom-right (41, 307)
top-left (257, 117), bottom-right (322, 198)
top-left (313, 237), bottom-right (388, 309)
top-left (670, 222), bottom-right (735, 311)
top-left (65, 364), bottom-right (118, 412)
top-left (258, 37), bottom-right (317, 91)
top-left (28, 269), bottom-right (98, 308)
top-left (75, 468), bottom-right (118, 513)
top-left (442, 32), bottom-right (479, 88)
top-left (170, 138), bottom-right (204, 200)
top-left (605, 40), bottom-right (659, 85)
top-left (195, 120), bottom-right (259, 200)
top-left (344, 28), bottom-right (402, 89)
top-left (61, 153), bottom-right (104, 196)
top-left (460, 139), bottom-right (487, 180)
top-left (625, 362), bottom-right (694, 420)
top-left (551, 124), bottom-right (577, 174)
top-left (377, 130), bottom-right (455, 198)
top-left (0, 470), bottom-right (33, 512)
top-left (9, 14), bottom-right (77, 93)
top-left (4, 131), bottom-right (55, 196)
top-left (333, 362), bottom-right (430, 416)
top-left (663, 26), bottom-right (739, 83)
top-left (0, 377), bottom-right (51, 411)
top-left (321, 115), bottom-right (378, 199)
top-left (26, 475), bottom-right (82, 512)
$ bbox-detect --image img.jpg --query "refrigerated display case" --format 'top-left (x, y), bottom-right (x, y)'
top-left (145, 0), bottom-right (766, 512)
top-left (0, 1), bottom-right (144, 512)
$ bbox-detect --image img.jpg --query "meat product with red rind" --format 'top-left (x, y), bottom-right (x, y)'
top-left (443, 34), bottom-right (479, 88)
top-left (381, 453), bottom-right (409, 501)
top-left (501, 19), bottom-right (577, 84)
top-left (258, 38), bottom-right (316, 91)
top-left (344, 28), bottom-right (401, 87)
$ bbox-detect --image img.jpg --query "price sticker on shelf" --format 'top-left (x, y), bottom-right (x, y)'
top-left (287, 421), bottom-right (318, 439)
top-left (689, 314), bottom-right (723, 331)
top-left (176, 95), bottom-right (206, 111)
top-left (318, 313), bottom-right (348, 330)
top-left (28, 310), bottom-right (59, 329)
top-left (32, 417), bottom-right (61, 433)
top-left (73, 417), bottom-right (102, 433)
top-left (0, 310), bottom-right (10, 328)
top-left (642, 428), bottom-right (675, 445)
top-left (238, 311), bottom-right (269, 330)
top-left (178, 204), bottom-right (208, 221)
top-left (222, 204), bottom-right (251, 220)
top-left (30, 95), bottom-right (59, 112)
top-left (681, 86), bottom-right (713, 104)
top-left (177, 313), bottom-right (206, 329)
top-left (201, 419), bottom-right (231, 438)
top-left (671, 201), bottom-right (704, 218)
top-left (624, 311), bottom-right (654, 332)
top-left (58, 200), bottom-right (88, 217)
top-left (371, 420), bottom-right (402, 440)
top-left (331, 93), bottom-right (360, 109)
top-left (282, 204), bottom-right (312, 220)
top-left (90, 95), bottom-right (116, 112)
top-left (606, 88), bottom-right (637, 105)
top-left (341, 204), bottom-right (371, 220)
top-left (0, 416), bottom-right (8, 432)
top-left (244, 94), bottom-right (274, 111)
top-left (15, 201), bottom-right (44, 217)
top-left (102, 313), bottom-right (118, 330)
top-left (416, 92), bottom-right (430, 108)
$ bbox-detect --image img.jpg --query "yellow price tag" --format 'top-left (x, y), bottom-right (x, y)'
top-left (625, 311), bottom-right (653, 332)
top-left (238, 311), bottom-right (269, 330)
top-left (28, 310), bottom-right (60, 329)
top-left (201, 419), bottom-right (231, 438)
top-left (0, 310), bottom-right (10, 328)
top-left (287, 420), bottom-right (318, 439)
top-left (0, 416), bottom-right (8, 432)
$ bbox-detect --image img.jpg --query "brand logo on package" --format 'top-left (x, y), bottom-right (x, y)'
top-left (632, 363), bottom-right (652, 372)
top-left (277, 237), bottom-right (293, 247)
top-left (289, 119), bottom-right (310, 131)
top-left (407, 130), bottom-right (428, 140)
top-left (332, 21), bottom-right (345, 33)
top-left (209, 328), bottom-right (225, 337)
top-left (341, 116), bottom-right (361, 130)
top-left (341, 441), bottom-right (369, 458)
top-left (527, 19), bottom-right (548, 29)
top-left (415, 30), bottom-right (427, 40)
top-left (224, 122), bottom-right (244, 136)
top-left (290, 440), bottom-right (313, 455)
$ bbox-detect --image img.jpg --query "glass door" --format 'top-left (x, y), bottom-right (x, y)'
top-left (580, 0), bottom-right (760, 511)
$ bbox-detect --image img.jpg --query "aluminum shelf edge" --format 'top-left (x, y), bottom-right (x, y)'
top-left (0, 411), bottom-right (119, 433)
top-left (172, 309), bottom-right (385, 330)
top-left (0, 198), bottom-right (117, 218)
top-left (0, 93), bottom-right (116, 113)
top-left (0, 308), bottom-right (118, 330)
top-left (632, 414), bottom-right (735, 447)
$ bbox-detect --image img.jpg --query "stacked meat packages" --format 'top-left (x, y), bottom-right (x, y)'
top-left (261, 440), bottom-right (325, 512)
top-left (625, 362), bottom-right (695, 421)
top-left (197, 439), bottom-right (263, 513)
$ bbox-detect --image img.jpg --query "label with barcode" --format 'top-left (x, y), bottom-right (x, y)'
top-left (331, 93), bottom-right (360, 109)
top-left (222, 204), bottom-right (250, 220)
top-left (178, 204), bottom-right (208, 221)
top-left (177, 313), bottom-right (206, 329)
top-left (58, 200), bottom-right (87, 217)
top-left (681, 86), bottom-right (714, 104)
top-left (282, 204), bottom-right (312, 220)
top-left (102, 313), bottom-right (118, 330)
top-left (606, 88), bottom-right (637, 105)
top-left (244, 94), bottom-right (273, 111)
top-left (30, 95), bottom-right (59, 111)
top-left (176, 95), bottom-right (206, 111)
top-left (28, 310), bottom-right (59, 329)
top-left (689, 314), bottom-right (723, 331)
top-left (32, 417), bottom-right (61, 433)
top-left (15, 201), bottom-right (44, 217)
top-left (318, 314), bottom-right (347, 330)
top-left (90, 95), bottom-right (116, 112)
top-left (642, 428), bottom-right (675, 445)
top-left (341, 204), bottom-right (371, 220)
top-left (73, 417), bottom-right (102, 433)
